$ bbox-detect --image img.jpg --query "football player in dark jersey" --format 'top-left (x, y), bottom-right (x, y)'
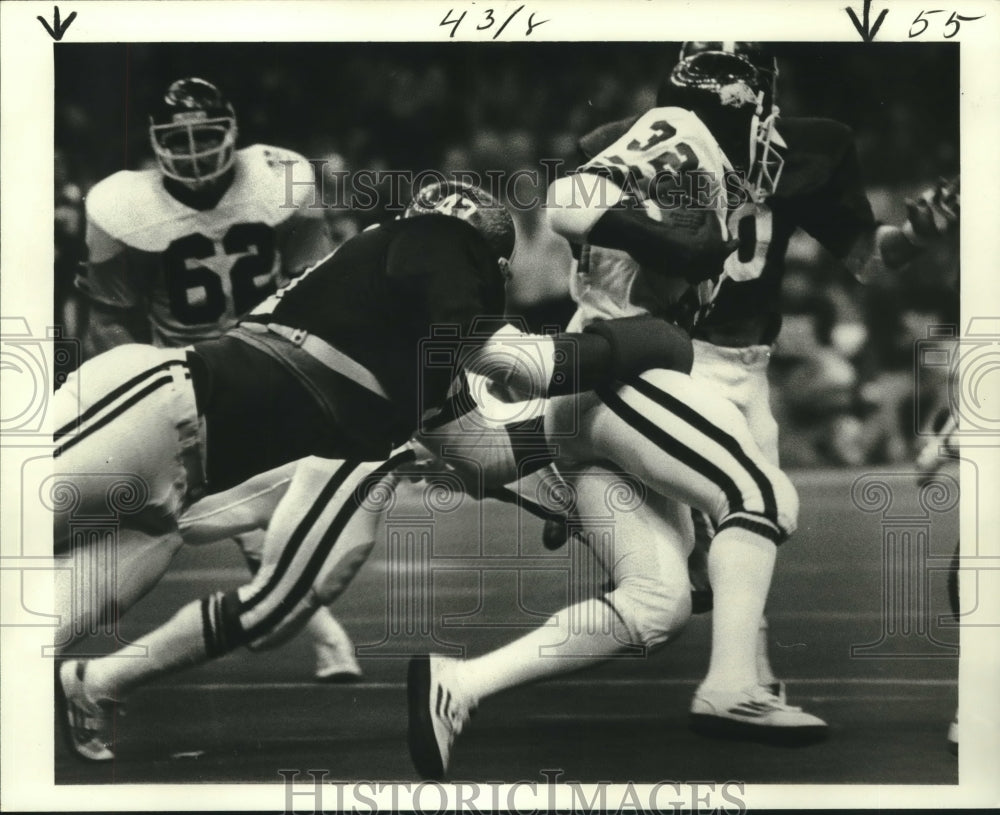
top-left (405, 43), bottom-right (959, 775)
top-left (53, 181), bottom-right (697, 760)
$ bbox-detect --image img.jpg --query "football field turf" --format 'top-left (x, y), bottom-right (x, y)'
top-left (56, 467), bottom-right (960, 785)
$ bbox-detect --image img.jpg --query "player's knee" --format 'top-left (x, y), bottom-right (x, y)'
top-left (773, 469), bottom-right (799, 538)
top-left (719, 468), bottom-right (799, 544)
top-left (245, 597), bottom-right (318, 652)
top-left (604, 576), bottom-right (692, 650)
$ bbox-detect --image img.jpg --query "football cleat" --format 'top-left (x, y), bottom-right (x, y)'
top-left (947, 711), bottom-right (958, 756)
top-left (765, 680), bottom-right (787, 705)
top-left (407, 655), bottom-right (474, 780)
top-left (56, 660), bottom-right (116, 762)
top-left (690, 684), bottom-right (827, 745)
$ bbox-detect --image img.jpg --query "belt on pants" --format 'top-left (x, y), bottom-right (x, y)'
top-left (238, 321), bottom-right (389, 400)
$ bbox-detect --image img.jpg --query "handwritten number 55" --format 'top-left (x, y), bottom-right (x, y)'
top-left (910, 9), bottom-right (985, 38)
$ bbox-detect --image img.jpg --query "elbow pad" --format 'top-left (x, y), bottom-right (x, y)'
top-left (582, 315), bottom-right (693, 380)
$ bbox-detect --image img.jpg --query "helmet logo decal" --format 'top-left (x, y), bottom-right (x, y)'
top-left (718, 82), bottom-right (758, 108)
top-left (434, 192), bottom-right (479, 219)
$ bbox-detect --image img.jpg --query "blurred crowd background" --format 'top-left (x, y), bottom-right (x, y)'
top-left (55, 42), bottom-right (959, 467)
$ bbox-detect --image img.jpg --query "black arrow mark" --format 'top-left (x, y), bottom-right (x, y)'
top-left (38, 6), bottom-right (77, 41)
top-left (846, 0), bottom-right (888, 42)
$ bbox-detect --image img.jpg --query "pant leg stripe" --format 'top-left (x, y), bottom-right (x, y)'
top-left (53, 360), bottom-right (188, 441)
top-left (54, 375), bottom-right (174, 458)
top-left (597, 386), bottom-right (746, 515)
top-left (628, 377), bottom-right (777, 520)
top-left (717, 515), bottom-right (783, 544)
top-left (244, 449), bottom-right (416, 642)
top-left (240, 459), bottom-right (361, 614)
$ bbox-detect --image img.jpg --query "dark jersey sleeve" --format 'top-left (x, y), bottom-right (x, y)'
top-left (577, 116), bottom-right (639, 165)
top-left (780, 118), bottom-right (877, 259)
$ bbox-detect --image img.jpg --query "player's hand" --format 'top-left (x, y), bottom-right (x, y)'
top-left (904, 176), bottom-right (959, 246)
top-left (644, 203), bottom-right (738, 284)
top-left (679, 236), bottom-right (739, 284)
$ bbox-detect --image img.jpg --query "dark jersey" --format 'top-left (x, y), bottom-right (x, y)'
top-left (578, 115), bottom-right (876, 345)
top-left (188, 214), bottom-right (507, 491)
top-left (248, 213), bottom-right (506, 415)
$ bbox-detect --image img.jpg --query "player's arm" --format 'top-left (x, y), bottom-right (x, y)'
top-left (793, 123), bottom-right (958, 283)
top-left (412, 222), bottom-right (694, 401)
top-left (275, 210), bottom-right (337, 278)
top-left (546, 172), bottom-right (733, 284)
top-left (467, 315), bottom-right (694, 404)
top-left (76, 218), bottom-right (151, 358)
top-left (273, 150), bottom-right (337, 277)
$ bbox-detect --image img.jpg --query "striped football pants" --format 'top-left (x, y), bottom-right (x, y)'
top-left (52, 344), bottom-right (204, 547)
top-left (546, 367), bottom-right (798, 543)
top-left (195, 450), bottom-right (415, 654)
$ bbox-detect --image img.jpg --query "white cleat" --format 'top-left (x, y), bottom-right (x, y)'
top-left (947, 711), bottom-right (958, 756)
top-left (690, 684), bottom-right (828, 745)
top-left (764, 680), bottom-right (787, 704)
top-left (56, 660), bottom-right (116, 762)
top-left (407, 655), bottom-right (474, 780)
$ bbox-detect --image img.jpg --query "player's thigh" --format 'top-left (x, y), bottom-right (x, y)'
top-left (567, 464), bottom-right (694, 585)
top-left (567, 464), bottom-right (694, 647)
top-left (691, 342), bottom-right (779, 465)
top-left (585, 369), bottom-right (791, 526)
top-left (52, 345), bottom-right (201, 544)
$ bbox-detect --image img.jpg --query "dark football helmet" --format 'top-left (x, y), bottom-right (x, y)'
top-left (660, 42), bottom-right (783, 200)
top-left (404, 180), bottom-right (517, 265)
top-left (149, 78), bottom-right (238, 188)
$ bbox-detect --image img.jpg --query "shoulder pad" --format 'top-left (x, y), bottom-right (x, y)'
top-left (235, 144), bottom-right (323, 216)
top-left (84, 168), bottom-right (173, 243)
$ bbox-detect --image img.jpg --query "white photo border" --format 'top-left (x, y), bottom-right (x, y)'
top-left (2, 0), bottom-right (998, 810)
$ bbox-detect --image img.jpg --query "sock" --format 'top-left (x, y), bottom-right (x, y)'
top-left (754, 616), bottom-right (778, 686)
top-left (700, 528), bottom-right (776, 693)
top-left (305, 608), bottom-right (357, 660)
top-left (82, 599), bottom-right (213, 703)
top-left (457, 598), bottom-right (634, 704)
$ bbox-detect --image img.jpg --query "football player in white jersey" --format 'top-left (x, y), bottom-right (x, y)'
top-left (406, 43), bottom-right (959, 778)
top-left (72, 77), bottom-right (360, 682)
